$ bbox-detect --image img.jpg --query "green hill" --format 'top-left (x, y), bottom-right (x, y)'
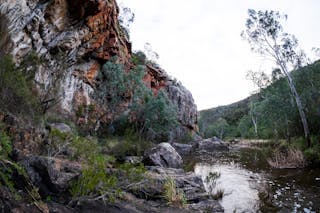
top-left (200, 60), bottom-right (320, 140)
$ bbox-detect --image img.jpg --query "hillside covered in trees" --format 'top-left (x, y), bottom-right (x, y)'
top-left (200, 60), bottom-right (320, 161)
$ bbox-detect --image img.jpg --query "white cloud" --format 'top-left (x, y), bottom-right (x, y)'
top-left (118, 0), bottom-right (320, 110)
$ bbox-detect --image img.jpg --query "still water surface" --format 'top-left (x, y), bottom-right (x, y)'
top-left (188, 146), bottom-right (320, 213)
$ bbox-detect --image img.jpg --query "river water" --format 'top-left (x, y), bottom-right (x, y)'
top-left (186, 145), bottom-right (320, 213)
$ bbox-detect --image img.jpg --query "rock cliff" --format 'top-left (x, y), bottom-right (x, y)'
top-left (0, 0), bottom-right (198, 140)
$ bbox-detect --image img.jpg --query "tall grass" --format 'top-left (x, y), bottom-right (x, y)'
top-left (163, 177), bottom-right (186, 207)
top-left (267, 146), bottom-right (306, 168)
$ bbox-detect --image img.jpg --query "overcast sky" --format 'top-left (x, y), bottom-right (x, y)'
top-left (118, 0), bottom-right (320, 110)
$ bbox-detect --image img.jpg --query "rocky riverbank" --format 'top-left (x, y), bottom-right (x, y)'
top-left (0, 117), bottom-right (227, 213)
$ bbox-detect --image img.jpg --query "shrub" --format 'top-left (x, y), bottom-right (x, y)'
top-left (0, 55), bottom-right (40, 122)
top-left (131, 51), bottom-right (147, 65)
top-left (163, 177), bottom-right (186, 207)
top-left (118, 162), bottom-right (146, 183)
top-left (141, 90), bottom-right (178, 141)
top-left (46, 128), bottom-right (70, 157)
top-left (70, 136), bottom-right (100, 160)
top-left (108, 129), bottom-right (152, 158)
top-left (46, 128), bottom-right (101, 160)
top-left (304, 144), bottom-right (320, 165)
top-left (70, 154), bottom-right (117, 197)
top-left (205, 171), bottom-right (223, 199)
top-left (95, 59), bottom-right (178, 142)
top-left (205, 171), bottom-right (220, 184)
top-left (68, 131), bottom-right (147, 199)
top-left (0, 129), bottom-right (43, 208)
top-left (0, 131), bottom-right (15, 192)
top-left (95, 58), bottom-right (126, 113)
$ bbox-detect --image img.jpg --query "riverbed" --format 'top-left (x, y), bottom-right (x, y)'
top-left (185, 144), bottom-right (320, 212)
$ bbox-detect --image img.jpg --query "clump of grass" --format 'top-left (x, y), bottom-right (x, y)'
top-left (267, 146), bottom-right (306, 168)
top-left (163, 177), bottom-right (186, 207)
top-left (205, 171), bottom-right (224, 200)
top-left (205, 171), bottom-right (221, 184)
top-left (211, 188), bottom-right (224, 200)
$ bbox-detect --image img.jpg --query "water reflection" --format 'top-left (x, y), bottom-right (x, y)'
top-left (195, 162), bottom-right (263, 213)
top-left (190, 146), bottom-right (320, 212)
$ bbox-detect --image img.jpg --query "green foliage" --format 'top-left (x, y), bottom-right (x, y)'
top-left (142, 90), bottom-right (178, 141)
top-left (131, 51), bottom-right (147, 65)
top-left (242, 9), bottom-right (311, 146)
top-left (71, 136), bottom-right (100, 160)
top-left (46, 128), bottom-right (70, 157)
top-left (118, 162), bottom-right (146, 183)
top-left (0, 129), bottom-right (34, 199)
top-left (205, 171), bottom-right (221, 184)
top-left (293, 136), bottom-right (320, 165)
top-left (95, 59), bottom-right (178, 142)
top-left (163, 177), bottom-right (186, 207)
top-left (0, 55), bottom-right (40, 122)
top-left (0, 131), bottom-right (15, 192)
top-left (95, 58), bottom-right (126, 114)
top-left (70, 154), bottom-right (117, 197)
top-left (238, 115), bottom-right (255, 138)
top-left (205, 118), bottom-right (229, 139)
top-left (109, 129), bottom-right (152, 158)
top-left (304, 146), bottom-right (320, 165)
top-left (0, 131), bottom-right (12, 158)
top-left (204, 171), bottom-right (224, 200)
top-left (199, 97), bottom-right (250, 138)
top-left (51, 129), bottom-right (120, 198)
top-left (201, 60), bottom-right (320, 146)
top-left (62, 129), bottom-right (147, 199)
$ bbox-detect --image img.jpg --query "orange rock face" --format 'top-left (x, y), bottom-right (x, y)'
top-left (144, 64), bottom-right (168, 96)
top-left (86, 61), bottom-right (101, 84)
top-left (84, 0), bottom-right (131, 65)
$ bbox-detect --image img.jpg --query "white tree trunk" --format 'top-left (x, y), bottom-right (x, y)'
top-left (251, 115), bottom-right (258, 136)
top-left (279, 63), bottom-right (311, 146)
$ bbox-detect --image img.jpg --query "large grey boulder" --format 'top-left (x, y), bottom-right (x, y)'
top-left (194, 137), bottom-right (229, 152)
top-left (143, 143), bottom-right (183, 168)
top-left (166, 82), bottom-right (199, 141)
top-left (21, 156), bottom-right (81, 194)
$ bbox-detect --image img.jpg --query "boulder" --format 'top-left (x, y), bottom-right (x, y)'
top-left (143, 143), bottom-right (183, 168)
top-left (48, 123), bottom-right (72, 134)
top-left (194, 137), bottom-right (229, 152)
top-left (172, 143), bottom-right (193, 155)
top-left (21, 156), bottom-right (81, 195)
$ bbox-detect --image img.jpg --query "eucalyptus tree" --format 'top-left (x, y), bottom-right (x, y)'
top-left (241, 9), bottom-right (311, 146)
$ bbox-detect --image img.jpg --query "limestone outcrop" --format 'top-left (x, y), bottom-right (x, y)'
top-left (0, 0), bottom-right (198, 141)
